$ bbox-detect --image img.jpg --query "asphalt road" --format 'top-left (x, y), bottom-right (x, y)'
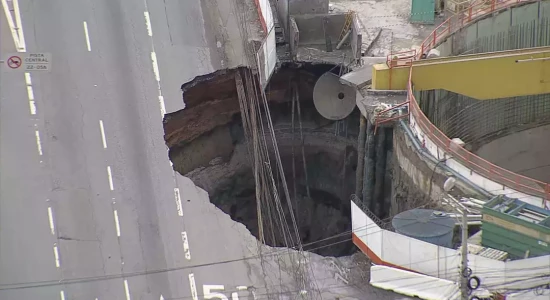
top-left (0, 0), bottom-right (264, 299)
top-left (0, 0), bottom-right (412, 299)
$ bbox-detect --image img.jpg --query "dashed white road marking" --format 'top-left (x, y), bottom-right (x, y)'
top-left (35, 130), bottom-right (43, 156)
top-left (181, 231), bottom-right (191, 260)
top-left (150, 52), bottom-right (160, 82)
top-left (160, 295), bottom-right (164, 300)
top-left (60, 290), bottom-right (66, 300)
top-left (24, 73), bottom-right (37, 115)
top-left (113, 210), bottom-right (121, 237)
top-left (144, 12), bottom-right (153, 36)
top-left (124, 279), bottom-right (131, 300)
top-left (83, 21), bottom-right (91, 51)
top-left (188, 274), bottom-right (198, 300)
top-left (174, 188), bottom-right (183, 216)
top-left (53, 244), bottom-right (60, 267)
top-left (107, 166), bottom-right (114, 190)
top-left (24, 72), bottom-right (32, 85)
top-left (47, 206), bottom-right (55, 235)
top-left (99, 120), bottom-right (107, 148)
top-left (236, 286), bottom-right (248, 291)
top-left (26, 85), bottom-right (34, 100)
top-left (158, 95), bottom-right (166, 117)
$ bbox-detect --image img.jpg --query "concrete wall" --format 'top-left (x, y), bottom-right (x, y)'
top-left (350, 15), bottom-right (363, 60)
top-left (293, 14), bottom-right (347, 46)
top-left (289, 0), bottom-right (329, 15)
top-left (256, 27), bottom-right (277, 88)
top-left (352, 201), bottom-right (550, 291)
top-left (437, 1), bottom-right (550, 56)
top-left (475, 124), bottom-right (550, 183)
top-left (275, 0), bottom-right (289, 41)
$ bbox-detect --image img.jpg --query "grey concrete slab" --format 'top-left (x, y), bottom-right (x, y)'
top-left (339, 57), bottom-right (386, 88)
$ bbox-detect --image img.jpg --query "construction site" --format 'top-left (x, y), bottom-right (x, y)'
top-left (163, 0), bottom-right (550, 299)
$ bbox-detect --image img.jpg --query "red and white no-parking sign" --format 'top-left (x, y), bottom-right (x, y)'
top-left (3, 52), bottom-right (51, 72)
top-left (7, 55), bottom-right (22, 69)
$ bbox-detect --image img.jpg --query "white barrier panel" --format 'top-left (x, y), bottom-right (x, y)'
top-left (258, 0), bottom-right (274, 31)
top-left (370, 265), bottom-right (460, 300)
top-left (256, 27), bottom-right (277, 88)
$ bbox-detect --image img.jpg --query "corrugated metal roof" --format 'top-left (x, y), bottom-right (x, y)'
top-left (468, 243), bottom-right (508, 261)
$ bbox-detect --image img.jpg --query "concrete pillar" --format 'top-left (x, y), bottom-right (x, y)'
top-left (363, 119), bottom-right (375, 210)
top-left (355, 115), bottom-right (367, 199)
top-left (373, 128), bottom-right (387, 217)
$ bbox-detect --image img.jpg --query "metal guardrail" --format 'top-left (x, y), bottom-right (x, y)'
top-left (407, 72), bottom-right (550, 202)
top-left (350, 194), bottom-right (394, 231)
top-left (418, 0), bottom-right (540, 59)
top-left (409, 0), bottom-right (550, 202)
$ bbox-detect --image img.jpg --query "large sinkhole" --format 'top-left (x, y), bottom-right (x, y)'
top-left (163, 63), bottom-right (360, 257)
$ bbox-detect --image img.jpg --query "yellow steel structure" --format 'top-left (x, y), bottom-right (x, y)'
top-left (372, 46), bottom-right (550, 100)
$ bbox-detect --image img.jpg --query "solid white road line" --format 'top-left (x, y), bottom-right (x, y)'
top-left (99, 120), bottom-right (107, 148)
top-left (83, 21), bottom-right (91, 51)
top-left (60, 290), bottom-right (66, 300)
top-left (53, 245), bottom-right (60, 267)
top-left (12, 0), bottom-right (25, 51)
top-left (124, 279), bottom-right (131, 300)
top-left (113, 210), bottom-right (121, 237)
top-left (107, 166), bottom-right (114, 190)
top-left (1, 0), bottom-right (25, 51)
top-left (35, 130), bottom-right (43, 156)
top-left (47, 207), bottom-right (55, 235)
top-left (188, 274), bottom-right (198, 300)
top-left (181, 231), bottom-right (191, 260)
top-left (144, 11), bottom-right (153, 37)
top-left (174, 188), bottom-right (183, 216)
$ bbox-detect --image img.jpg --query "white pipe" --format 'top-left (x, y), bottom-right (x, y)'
top-left (336, 30), bottom-right (351, 50)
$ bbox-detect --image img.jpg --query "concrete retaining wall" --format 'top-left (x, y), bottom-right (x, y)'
top-left (289, 0), bottom-right (329, 15)
top-left (293, 14), bottom-right (347, 46)
top-left (438, 1), bottom-right (550, 55)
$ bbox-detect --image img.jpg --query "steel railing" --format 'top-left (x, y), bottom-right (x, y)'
top-left (418, 0), bottom-right (540, 59)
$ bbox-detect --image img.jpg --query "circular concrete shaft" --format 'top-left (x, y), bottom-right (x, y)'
top-left (313, 72), bottom-right (357, 120)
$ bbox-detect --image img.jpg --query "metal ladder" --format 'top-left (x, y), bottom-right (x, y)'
top-left (338, 11), bottom-right (354, 44)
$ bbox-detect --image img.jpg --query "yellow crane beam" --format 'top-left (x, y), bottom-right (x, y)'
top-left (372, 46), bottom-right (550, 100)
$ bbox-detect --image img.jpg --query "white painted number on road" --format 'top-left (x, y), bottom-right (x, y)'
top-left (203, 285), bottom-right (228, 300)
top-left (202, 285), bottom-right (251, 300)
